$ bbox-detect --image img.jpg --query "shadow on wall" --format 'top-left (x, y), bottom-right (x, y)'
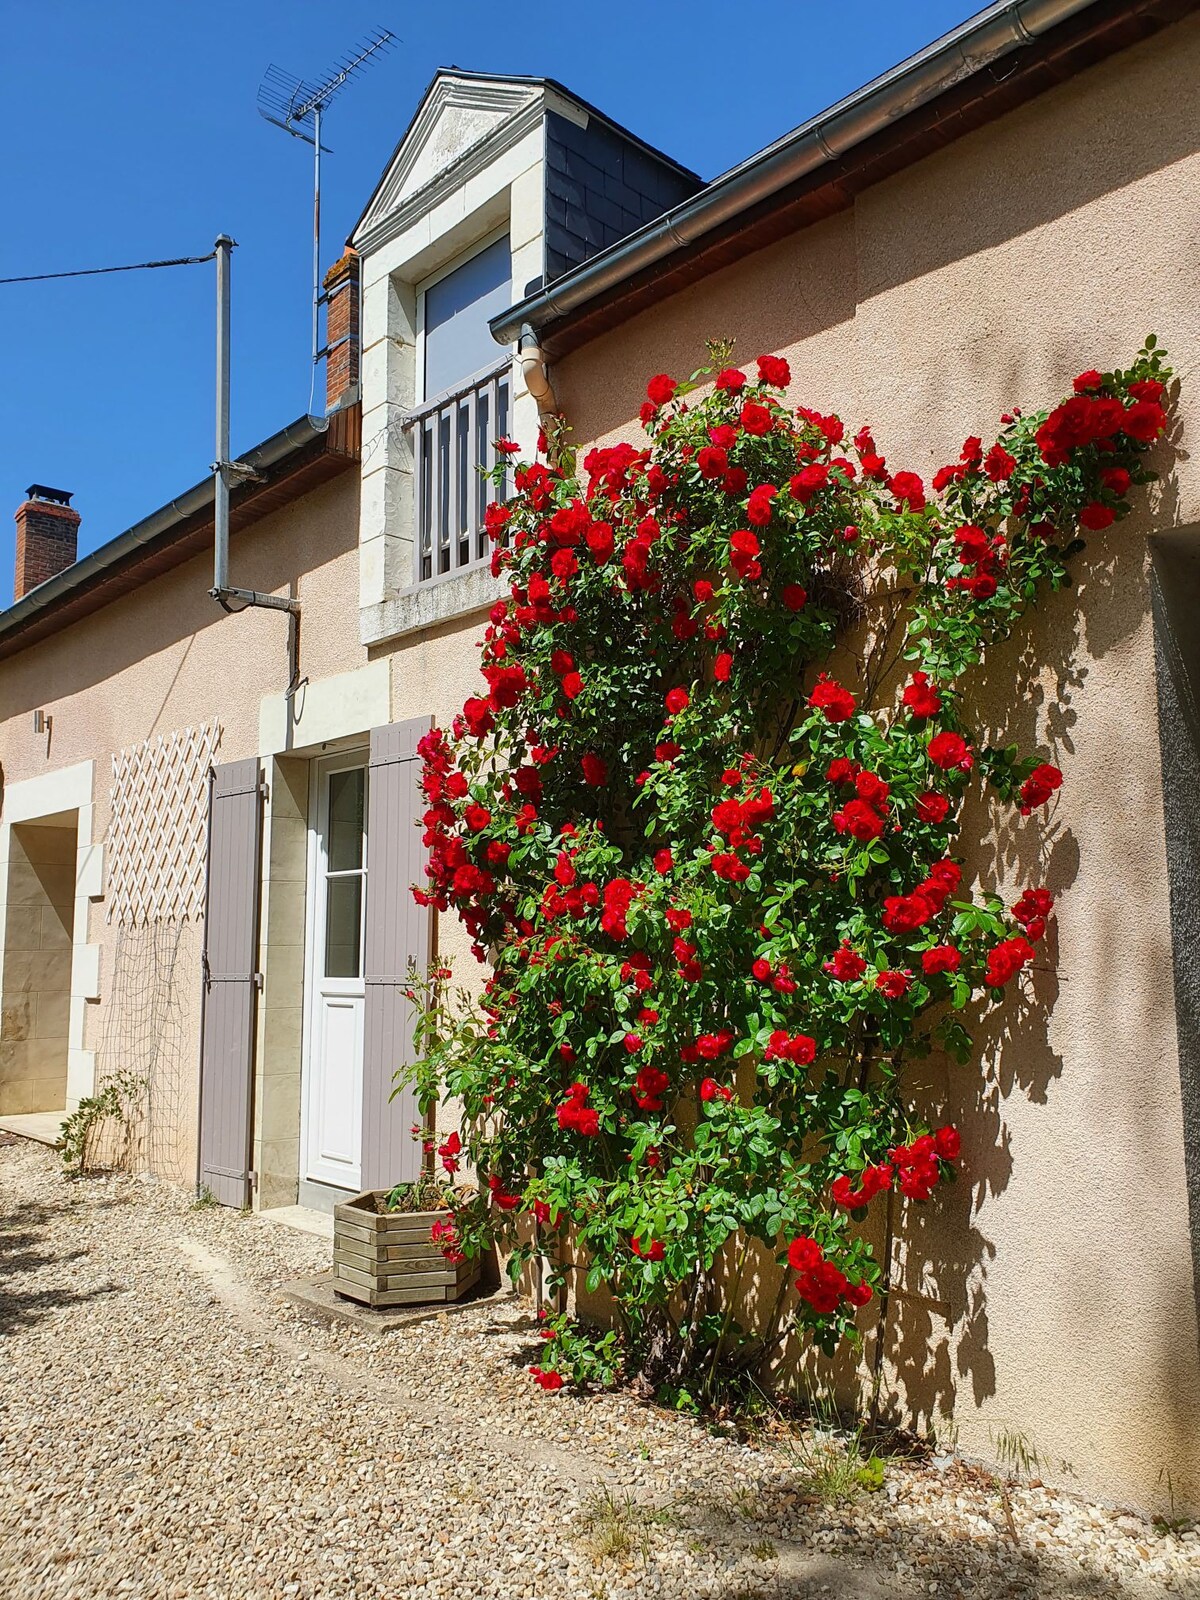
top-left (751, 428), bottom-right (1187, 1454)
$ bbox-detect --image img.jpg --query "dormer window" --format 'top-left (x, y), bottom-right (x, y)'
top-left (350, 70), bottom-right (699, 642)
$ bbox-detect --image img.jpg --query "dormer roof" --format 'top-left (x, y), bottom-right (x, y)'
top-left (349, 68), bottom-right (700, 260)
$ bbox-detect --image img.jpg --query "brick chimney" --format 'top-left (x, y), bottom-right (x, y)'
top-left (14, 485), bottom-right (80, 600)
top-left (323, 249), bottom-right (360, 413)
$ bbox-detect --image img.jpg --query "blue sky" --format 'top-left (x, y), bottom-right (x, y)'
top-left (0, 0), bottom-right (975, 604)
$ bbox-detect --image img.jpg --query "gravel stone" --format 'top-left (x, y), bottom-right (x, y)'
top-left (1, 1141), bottom-right (1196, 1599)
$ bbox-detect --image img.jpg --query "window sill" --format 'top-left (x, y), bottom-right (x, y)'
top-left (359, 563), bottom-right (504, 647)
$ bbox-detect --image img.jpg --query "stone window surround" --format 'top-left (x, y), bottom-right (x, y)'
top-left (0, 760), bottom-right (103, 1110)
top-left (354, 85), bottom-right (562, 650)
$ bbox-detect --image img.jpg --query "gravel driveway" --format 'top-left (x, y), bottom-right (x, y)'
top-left (0, 1138), bottom-right (1195, 1600)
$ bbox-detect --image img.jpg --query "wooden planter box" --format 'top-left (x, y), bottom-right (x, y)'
top-left (332, 1190), bottom-right (481, 1308)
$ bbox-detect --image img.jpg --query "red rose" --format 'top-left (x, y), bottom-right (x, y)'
top-left (653, 849), bottom-right (673, 874)
top-left (699, 1077), bottom-right (733, 1103)
top-left (495, 438), bottom-right (521, 456)
top-left (984, 935), bottom-right (1035, 987)
top-left (1121, 399), bottom-right (1166, 442)
top-left (934, 1124), bottom-right (961, 1160)
top-left (581, 753), bottom-right (608, 786)
top-left (694, 579), bottom-right (715, 603)
top-left (1100, 467), bottom-right (1131, 495)
top-left (1079, 502), bottom-right (1115, 531)
top-left (922, 944), bottom-right (961, 976)
top-left (808, 674), bottom-right (857, 723)
top-left (751, 958), bottom-right (772, 982)
top-left (646, 374), bottom-right (677, 406)
top-left (740, 402), bottom-right (773, 437)
top-left (1129, 378), bottom-right (1164, 402)
top-left (823, 942), bottom-right (867, 982)
top-left (1073, 369), bottom-right (1103, 393)
top-left (464, 804), bottom-right (491, 832)
top-left (1018, 763), bottom-right (1063, 814)
top-left (630, 1236), bottom-right (665, 1260)
top-left (561, 671), bottom-right (583, 700)
top-left (745, 484), bottom-right (777, 525)
top-left (664, 687), bottom-right (689, 716)
top-left (834, 798), bottom-right (885, 842)
top-left (875, 969), bottom-right (911, 999)
top-left (882, 892), bottom-right (936, 934)
top-left (915, 790), bottom-right (951, 824)
top-left (928, 731), bottom-right (973, 773)
top-left (586, 522), bottom-right (614, 562)
top-left (715, 368), bottom-right (747, 393)
top-left (789, 463), bottom-right (828, 503)
top-left (890, 471), bottom-right (926, 512)
top-left (901, 671), bottom-right (942, 719)
top-left (757, 354), bottom-right (791, 387)
top-left (781, 583), bottom-right (807, 611)
top-left (984, 443), bottom-right (1016, 481)
top-left (714, 652), bottom-right (733, 682)
top-left (969, 574), bottom-right (998, 600)
top-left (697, 445), bottom-right (728, 480)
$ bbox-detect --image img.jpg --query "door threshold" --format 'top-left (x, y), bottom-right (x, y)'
top-left (0, 1111), bottom-right (67, 1147)
top-left (260, 1204), bottom-right (335, 1241)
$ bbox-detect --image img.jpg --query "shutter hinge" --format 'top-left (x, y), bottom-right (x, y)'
top-left (254, 971), bottom-right (264, 991)
top-left (258, 780), bottom-right (270, 801)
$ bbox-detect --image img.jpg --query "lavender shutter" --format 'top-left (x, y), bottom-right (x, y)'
top-left (361, 717), bottom-right (433, 1191)
top-left (197, 758), bottom-right (264, 1207)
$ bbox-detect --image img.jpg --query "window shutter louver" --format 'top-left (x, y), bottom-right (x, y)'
top-left (197, 758), bottom-right (264, 1208)
top-left (361, 717), bottom-right (433, 1192)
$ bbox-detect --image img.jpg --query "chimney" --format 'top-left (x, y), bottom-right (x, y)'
top-left (14, 485), bottom-right (80, 600)
top-left (323, 249), bottom-right (360, 413)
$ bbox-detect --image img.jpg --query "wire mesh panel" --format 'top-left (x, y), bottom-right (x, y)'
top-left (410, 359), bottom-right (511, 584)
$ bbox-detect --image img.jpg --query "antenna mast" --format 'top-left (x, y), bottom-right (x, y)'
top-left (258, 28), bottom-right (395, 414)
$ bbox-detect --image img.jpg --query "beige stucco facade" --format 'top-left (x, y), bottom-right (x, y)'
top-left (548, 11), bottom-right (1200, 1516)
top-left (0, 12), bottom-right (1197, 1519)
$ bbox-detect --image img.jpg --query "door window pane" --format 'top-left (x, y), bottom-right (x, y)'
top-left (327, 769), bottom-right (365, 872)
top-left (324, 876), bottom-right (363, 979)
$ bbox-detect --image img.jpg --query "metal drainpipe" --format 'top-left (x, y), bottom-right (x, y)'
top-left (209, 233), bottom-right (304, 696)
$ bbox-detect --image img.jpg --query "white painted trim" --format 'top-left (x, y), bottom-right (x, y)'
top-left (0, 761), bottom-right (100, 1111)
top-left (354, 78), bottom-right (542, 251)
top-left (259, 660), bottom-right (392, 757)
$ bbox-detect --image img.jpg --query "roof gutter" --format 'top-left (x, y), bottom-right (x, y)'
top-left (490, 0), bottom-right (1099, 346)
top-left (0, 414), bottom-right (326, 647)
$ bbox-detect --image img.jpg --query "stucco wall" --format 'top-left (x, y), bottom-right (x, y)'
top-left (549, 14), bottom-right (1200, 1515)
top-left (0, 476), bottom-right (370, 1182)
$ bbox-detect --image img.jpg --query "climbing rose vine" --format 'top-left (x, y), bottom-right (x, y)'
top-left (408, 338), bottom-right (1172, 1396)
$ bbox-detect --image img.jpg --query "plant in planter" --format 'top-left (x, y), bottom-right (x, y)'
top-left (332, 1175), bottom-right (480, 1308)
top-left (404, 339), bottom-right (1173, 1396)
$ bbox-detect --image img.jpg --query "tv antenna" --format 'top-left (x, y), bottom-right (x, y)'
top-left (258, 27), bottom-right (395, 413)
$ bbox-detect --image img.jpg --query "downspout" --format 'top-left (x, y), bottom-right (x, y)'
top-left (209, 233), bottom-right (304, 697)
top-left (518, 322), bottom-right (557, 417)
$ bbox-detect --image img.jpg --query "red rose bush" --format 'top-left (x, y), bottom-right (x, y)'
top-left (406, 338), bottom-right (1172, 1395)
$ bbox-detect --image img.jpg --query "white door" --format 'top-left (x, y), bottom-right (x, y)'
top-left (301, 753), bottom-right (368, 1192)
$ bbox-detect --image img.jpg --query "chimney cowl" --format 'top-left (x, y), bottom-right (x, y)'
top-left (25, 484), bottom-right (74, 506)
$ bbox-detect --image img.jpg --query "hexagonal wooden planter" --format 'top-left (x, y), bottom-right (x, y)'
top-left (332, 1190), bottom-right (480, 1308)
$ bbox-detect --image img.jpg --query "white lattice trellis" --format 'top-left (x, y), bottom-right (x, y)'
top-left (107, 722), bottom-right (222, 925)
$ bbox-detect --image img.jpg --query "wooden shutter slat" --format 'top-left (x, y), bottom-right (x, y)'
top-left (197, 757), bottom-right (263, 1208)
top-left (360, 717), bottom-right (433, 1192)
